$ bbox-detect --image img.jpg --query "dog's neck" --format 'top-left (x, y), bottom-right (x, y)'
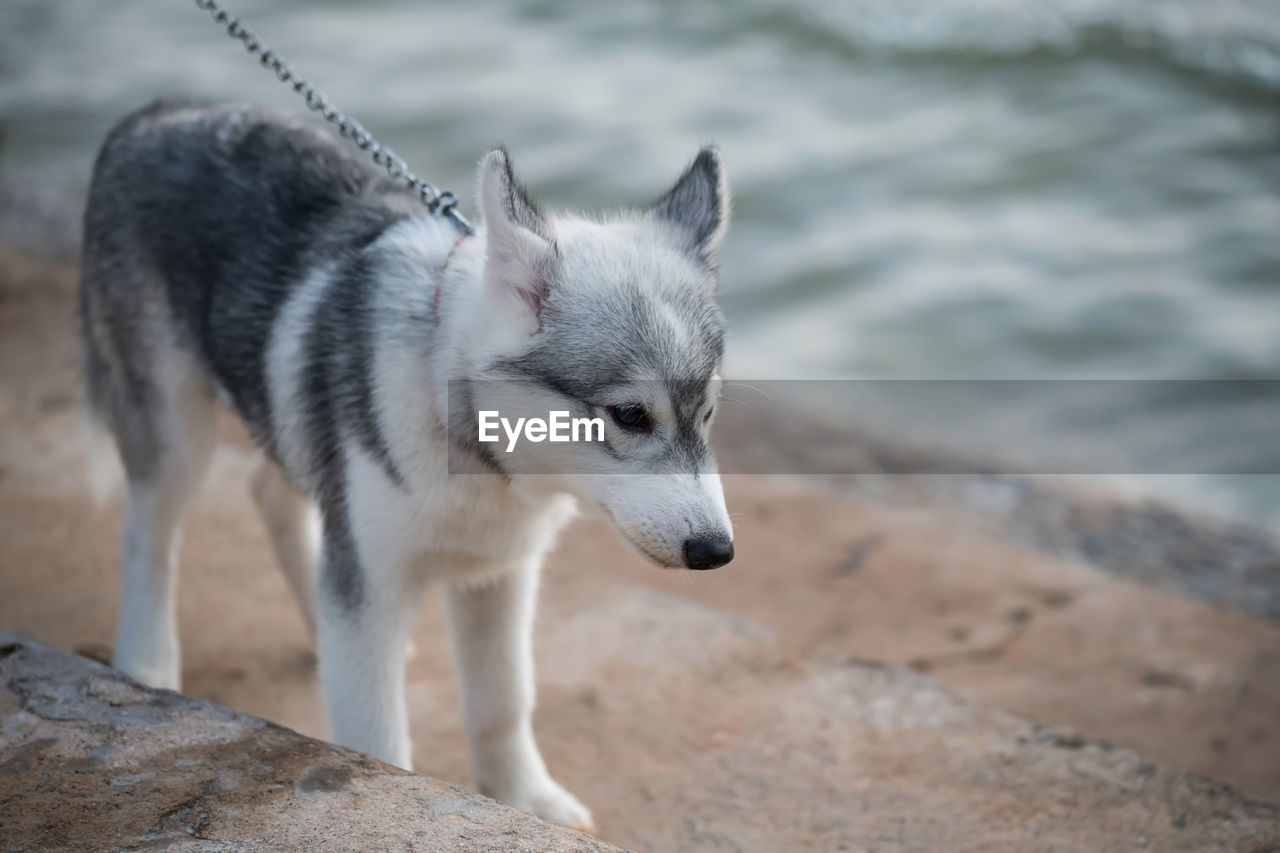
top-left (429, 225), bottom-right (487, 348)
top-left (419, 224), bottom-right (529, 478)
top-left (432, 233), bottom-right (472, 328)
top-left (422, 223), bottom-right (488, 418)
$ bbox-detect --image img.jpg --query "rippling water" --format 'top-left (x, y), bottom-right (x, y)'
top-left (1, 0), bottom-right (1278, 523)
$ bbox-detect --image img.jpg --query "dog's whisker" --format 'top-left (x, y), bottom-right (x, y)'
top-left (722, 380), bottom-right (771, 399)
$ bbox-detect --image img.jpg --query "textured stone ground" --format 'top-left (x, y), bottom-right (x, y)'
top-left (3, 614), bottom-right (1278, 851)
top-left (0, 633), bottom-right (617, 852)
top-left (2, 249), bottom-right (1279, 850)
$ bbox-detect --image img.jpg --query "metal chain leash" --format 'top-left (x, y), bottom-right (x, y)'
top-left (194, 0), bottom-right (473, 234)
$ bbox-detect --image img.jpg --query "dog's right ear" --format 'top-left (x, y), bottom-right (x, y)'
top-left (651, 146), bottom-right (730, 267)
top-left (477, 148), bottom-right (555, 322)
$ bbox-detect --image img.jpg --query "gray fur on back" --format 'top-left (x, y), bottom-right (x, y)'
top-left (81, 99), bottom-right (425, 478)
top-left (80, 101), bottom-right (444, 610)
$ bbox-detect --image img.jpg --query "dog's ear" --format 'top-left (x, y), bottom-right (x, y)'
top-left (651, 146), bottom-right (730, 266)
top-left (477, 148), bottom-right (555, 321)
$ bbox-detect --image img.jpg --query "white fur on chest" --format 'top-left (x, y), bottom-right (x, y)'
top-left (345, 444), bottom-right (578, 586)
top-left (264, 214), bottom-right (578, 586)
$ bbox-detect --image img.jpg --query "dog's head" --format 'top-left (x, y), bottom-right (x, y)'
top-left (457, 147), bottom-right (734, 571)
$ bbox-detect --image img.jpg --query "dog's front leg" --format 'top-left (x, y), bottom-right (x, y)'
top-left (315, 518), bottom-right (418, 770)
top-left (446, 559), bottom-right (594, 833)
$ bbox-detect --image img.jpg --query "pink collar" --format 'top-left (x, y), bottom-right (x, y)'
top-left (433, 235), bottom-right (470, 328)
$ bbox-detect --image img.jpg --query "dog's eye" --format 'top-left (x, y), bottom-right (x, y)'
top-left (608, 403), bottom-right (653, 433)
top-left (703, 406), bottom-right (714, 423)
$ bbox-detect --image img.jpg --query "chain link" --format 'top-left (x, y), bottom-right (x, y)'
top-left (194, 0), bottom-right (473, 233)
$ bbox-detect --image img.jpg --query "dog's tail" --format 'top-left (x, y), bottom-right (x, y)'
top-left (81, 363), bottom-right (123, 506)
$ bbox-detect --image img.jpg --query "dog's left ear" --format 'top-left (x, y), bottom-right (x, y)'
top-left (651, 146), bottom-right (730, 266)
top-left (478, 148), bottom-right (555, 322)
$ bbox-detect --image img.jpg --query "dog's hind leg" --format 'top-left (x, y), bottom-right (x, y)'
top-left (109, 354), bottom-right (216, 692)
top-left (445, 559), bottom-right (595, 832)
top-left (250, 456), bottom-right (321, 637)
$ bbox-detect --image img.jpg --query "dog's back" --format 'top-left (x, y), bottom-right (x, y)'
top-left (80, 100), bottom-right (419, 460)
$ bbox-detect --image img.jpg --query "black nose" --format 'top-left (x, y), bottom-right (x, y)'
top-left (683, 534), bottom-right (735, 571)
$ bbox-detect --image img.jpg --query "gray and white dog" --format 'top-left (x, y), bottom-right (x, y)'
top-left (80, 100), bottom-right (734, 831)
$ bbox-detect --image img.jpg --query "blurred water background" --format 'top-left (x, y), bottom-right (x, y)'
top-left (1, 0), bottom-right (1278, 526)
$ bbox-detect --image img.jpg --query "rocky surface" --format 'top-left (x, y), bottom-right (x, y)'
top-left (0, 633), bottom-right (616, 852)
top-left (3, 620), bottom-right (1278, 851)
top-left (2, 244), bottom-right (1280, 850)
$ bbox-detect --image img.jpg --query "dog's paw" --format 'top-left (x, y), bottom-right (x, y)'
top-left (113, 656), bottom-right (181, 692)
top-left (508, 779), bottom-right (595, 834)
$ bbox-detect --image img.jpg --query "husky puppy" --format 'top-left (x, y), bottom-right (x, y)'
top-left (80, 100), bottom-right (734, 831)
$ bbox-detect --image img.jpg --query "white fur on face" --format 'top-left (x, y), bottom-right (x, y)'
top-left (578, 471), bottom-right (732, 568)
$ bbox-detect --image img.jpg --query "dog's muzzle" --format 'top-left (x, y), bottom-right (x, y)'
top-left (683, 533), bottom-right (735, 571)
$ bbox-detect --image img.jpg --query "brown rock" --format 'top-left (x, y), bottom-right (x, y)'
top-left (0, 633), bottom-right (617, 852)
